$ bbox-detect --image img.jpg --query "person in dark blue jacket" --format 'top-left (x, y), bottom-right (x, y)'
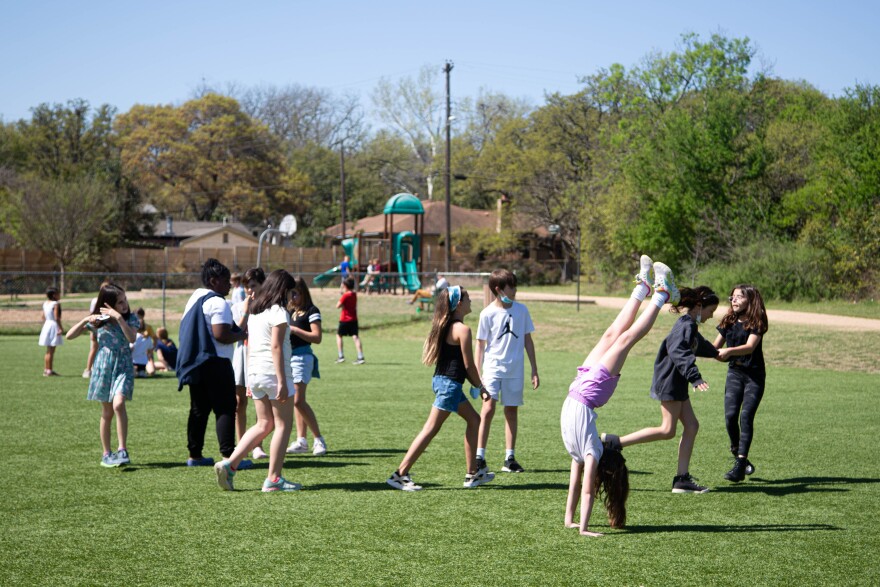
top-left (603, 285), bottom-right (720, 494)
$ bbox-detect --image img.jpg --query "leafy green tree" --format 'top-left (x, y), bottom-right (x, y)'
top-left (0, 174), bottom-right (115, 292)
top-left (115, 94), bottom-right (293, 223)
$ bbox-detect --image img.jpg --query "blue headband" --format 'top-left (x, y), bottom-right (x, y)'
top-left (448, 285), bottom-right (462, 311)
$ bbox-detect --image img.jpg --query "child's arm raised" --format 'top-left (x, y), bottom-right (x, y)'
top-left (101, 304), bottom-right (137, 344)
top-left (66, 315), bottom-right (97, 341)
top-left (524, 332), bottom-right (539, 390)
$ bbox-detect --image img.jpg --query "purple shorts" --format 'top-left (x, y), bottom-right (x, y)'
top-left (567, 364), bottom-right (620, 409)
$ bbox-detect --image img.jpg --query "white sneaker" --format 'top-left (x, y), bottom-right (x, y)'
top-left (335, 357), bottom-right (345, 364)
top-left (634, 254), bottom-right (654, 291)
top-left (82, 369), bottom-right (91, 379)
top-left (252, 446), bottom-right (268, 460)
top-left (653, 262), bottom-right (681, 306)
top-left (353, 358), bottom-right (365, 365)
top-left (387, 471), bottom-right (422, 491)
top-left (286, 441), bottom-right (309, 454)
top-left (312, 439), bottom-right (327, 456)
top-left (463, 465), bottom-right (496, 488)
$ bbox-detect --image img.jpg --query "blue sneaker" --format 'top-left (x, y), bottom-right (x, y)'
top-left (262, 476), bottom-right (301, 492)
top-left (237, 459), bottom-right (254, 470)
top-left (113, 449), bottom-right (131, 466)
top-left (186, 456), bottom-right (215, 467)
top-left (101, 453), bottom-right (119, 468)
top-left (214, 461), bottom-right (235, 491)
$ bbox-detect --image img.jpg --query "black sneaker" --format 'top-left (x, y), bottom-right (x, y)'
top-left (744, 459), bottom-right (755, 476)
top-left (475, 457), bottom-right (489, 473)
top-left (724, 458), bottom-right (747, 482)
top-left (672, 473), bottom-right (710, 493)
top-left (502, 458), bottom-right (524, 473)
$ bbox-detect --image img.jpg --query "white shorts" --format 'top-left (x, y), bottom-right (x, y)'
top-left (247, 373), bottom-right (295, 401)
top-left (232, 344), bottom-right (247, 387)
top-left (483, 375), bottom-right (525, 407)
top-left (560, 396), bottom-right (603, 464)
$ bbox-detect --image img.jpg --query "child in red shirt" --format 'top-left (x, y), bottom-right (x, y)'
top-left (336, 278), bottom-right (365, 364)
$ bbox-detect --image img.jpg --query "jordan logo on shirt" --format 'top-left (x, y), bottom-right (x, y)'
top-left (497, 314), bottom-right (519, 339)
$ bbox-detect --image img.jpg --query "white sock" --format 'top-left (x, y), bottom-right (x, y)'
top-left (297, 437), bottom-right (307, 446)
top-left (631, 282), bottom-right (650, 301)
top-left (651, 291), bottom-right (670, 309)
top-left (357, 354), bottom-right (364, 360)
top-left (315, 436), bottom-right (325, 445)
top-left (505, 449), bottom-right (515, 460)
top-left (476, 448), bottom-right (486, 460)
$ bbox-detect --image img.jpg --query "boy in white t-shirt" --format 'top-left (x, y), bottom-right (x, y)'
top-left (475, 269), bottom-right (539, 473)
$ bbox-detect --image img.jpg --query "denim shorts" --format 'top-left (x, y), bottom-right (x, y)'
top-left (432, 375), bottom-right (467, 413)
top-left (290, 353), bottom-right (315, 384)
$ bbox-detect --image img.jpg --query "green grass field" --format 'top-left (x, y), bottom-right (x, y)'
top-left (1, 298), bottom-right (879, 586)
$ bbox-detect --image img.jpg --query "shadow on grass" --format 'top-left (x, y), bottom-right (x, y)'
top-left (304, 481), bottom-right (424, 492)
top-left (714, 476), bottom-right (880, 496)
top-left (623, 523), bottom-right (840, 534)
top-left (324, 448), bottom-right (406, 458)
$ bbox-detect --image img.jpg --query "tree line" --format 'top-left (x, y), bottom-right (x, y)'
top-left (1, 33), bottom-right (877, 299)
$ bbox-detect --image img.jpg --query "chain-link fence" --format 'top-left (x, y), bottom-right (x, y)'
top-left (0, 271), bottom-right (489, 333)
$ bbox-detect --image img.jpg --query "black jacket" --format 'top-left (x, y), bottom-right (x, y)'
top-left (650, 315), bottom-right (718, 400)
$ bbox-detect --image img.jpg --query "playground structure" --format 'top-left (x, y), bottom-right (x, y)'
top-left (313, 193), bottom-right (426, 293)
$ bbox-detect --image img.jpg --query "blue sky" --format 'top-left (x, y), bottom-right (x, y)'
top-left (2, 0), bottom-right (878, 123)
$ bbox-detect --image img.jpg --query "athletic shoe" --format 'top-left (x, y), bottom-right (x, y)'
top-left (262, 476), bottom-right (301, 492)
top-left (237, 459), bottom-right (254, 471)
top-left (387, 471), bottom-right (422, 491)
top-left (113, 449), bottom-right (131, 466)
top-left (214, 460), bottom-right (235, 491)
top-left (252, 446), bottom-right (269, 460)
top-left (186, 456), bottom-right (215, 467)
top-left (354, 358), bottom-right (366, 365)
top-left (286, 441), bottom-right (309, 454)
top-left (653, 262), bottom-right (681, 306)
top-left (634, 254), bottom-right (654, 291)
top-left (312, 439), bottom-right (327, 456)
top-left (335, 357), bottom-right (345, 364)
top-left (101, 453), bottom-right (119, 468)
top-left (463, 465), bottom-right (496, 488)
top-left (475, 457), bottom-right (489, 474)
top-left (502, 458), bottom-right (525, 473)
top-left (672, 473), bottom-right (709, 494)
top-left (724, 458), bottom-right (747, 482)
top-left (600, 433), bottom-right (623, 453)
top-left (82, 369), bottom-right (92, 379)
top-left (744, 459), bottom-right (755, 476)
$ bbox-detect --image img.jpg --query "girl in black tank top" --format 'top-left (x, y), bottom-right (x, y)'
top-left (386, 286), bottom-right (495, 492)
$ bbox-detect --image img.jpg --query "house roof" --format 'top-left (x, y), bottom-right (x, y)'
top-left (325, 200), bottom-right (497, 237)
top-left (180, 224), bottom-right (259, 245)
top-left (154, 219), bottom-right (255, 238)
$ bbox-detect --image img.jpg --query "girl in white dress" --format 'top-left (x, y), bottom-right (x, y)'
top-left (38, 287), bottom-right (64, 376)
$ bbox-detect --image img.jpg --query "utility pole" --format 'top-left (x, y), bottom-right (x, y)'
top-left (444, 60), bottom-right (453, 273)
top-left (340, 144), bottom-right (346, 241)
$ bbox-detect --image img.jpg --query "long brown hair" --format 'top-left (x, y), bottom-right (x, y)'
top-left (288, 277), bottom-right (314, 318)
top-left (718, 284), bottom-right (768, 334)
top-left (249, 270), bottom-right (295, 315)
top-left (422, 288), bottom-right (458, 366)
top-left (92, 283), bottom-right (131, 326)
top-left (671, 285), bottom-right (719, 313)
top-left (595, 447), bottom-right (629, 528)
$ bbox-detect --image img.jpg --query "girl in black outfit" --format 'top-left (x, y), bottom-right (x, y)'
top-left (606, 286), bottom-right (720, 494)
top-left (714, 285), bottom-right (768, 482)
top-left (387, 286), bottom-right (493, 491)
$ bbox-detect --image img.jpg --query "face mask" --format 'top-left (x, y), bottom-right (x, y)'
top-left (499, 294), bottom-right (513, 305)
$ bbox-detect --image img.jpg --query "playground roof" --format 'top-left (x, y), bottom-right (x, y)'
top-left (325, 200), bottom-right (496, 238)
top-left (383, 193), bottom-right (424, 215)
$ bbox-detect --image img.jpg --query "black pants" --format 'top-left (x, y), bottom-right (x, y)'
top-left (724, 368), bottom-right (766, 457)
top-left (187, 357), bottom-right (237, 459)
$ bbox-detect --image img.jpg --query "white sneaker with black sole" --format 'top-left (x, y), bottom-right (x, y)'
top-left (463, 465), bottom-right (495, 488)
top-left (387, 471), bottom-right (422, 491)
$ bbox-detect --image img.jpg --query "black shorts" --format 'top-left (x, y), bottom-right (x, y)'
top-left (651, 387), bottom-right (690, 402)
top-left (338, 320), bottom-right (359, 336)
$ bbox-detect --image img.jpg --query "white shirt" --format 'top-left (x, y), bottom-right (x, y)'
top-left (246, 304), bottom-right (292, 376)
top-left (184, 288), bottom-right (235, 360)
top-left (476, 301), bottom-right (535, 378)
top-left (131, 332), bottom-right (153, 365)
